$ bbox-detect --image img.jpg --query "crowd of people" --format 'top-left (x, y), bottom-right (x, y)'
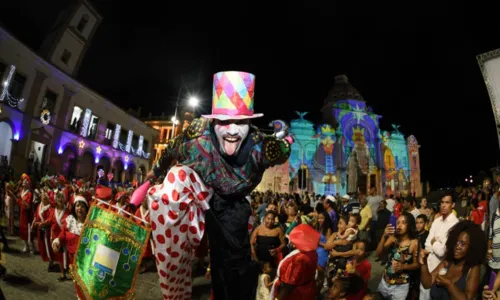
top-left (2, 168), bottom-right (500, 300)
top-left (249, 184), bottom-right (500, 300)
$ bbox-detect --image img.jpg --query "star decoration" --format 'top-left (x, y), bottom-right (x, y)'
top-left (124, 155), bottom-right (129, 162)
top-left (96, 146), bottom-right (102, 154)
top-left (79, 140), bottom-right (85, 149)
top-left (352, 104), bottom-right (366, 124)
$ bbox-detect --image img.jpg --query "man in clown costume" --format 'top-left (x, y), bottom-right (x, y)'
top-left (130, 71), bottom-right (292, 300)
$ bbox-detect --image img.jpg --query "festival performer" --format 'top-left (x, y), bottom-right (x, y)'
top-left (50, 190), bottom-right (70, 281)
top-left (32, 191), bottom-right (55, 267)
top-left (130, 71), bottom-right (292, 299)
top-left (108, 191), bottom-right (132, 217)
top-left (52, 195), bottom-right (89, 299)
top-left (270, 224), bottom-right (320, 300)
top-left (17, 174), bottom-right (34, 253)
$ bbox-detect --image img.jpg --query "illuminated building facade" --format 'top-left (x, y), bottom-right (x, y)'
top-left (0, 1), bottom-right (157, 183)
top-left (287, 75), bottom-right (422, 197)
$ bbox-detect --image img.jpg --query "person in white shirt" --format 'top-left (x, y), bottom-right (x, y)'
top-left (367, 187), bottom-right (383, 249)
top-left (403, 198), bottom-right (420, 219)
top-left (418, 191), bottom-right (459, 300)
top-left (385, 195), bottom-right (395, 213)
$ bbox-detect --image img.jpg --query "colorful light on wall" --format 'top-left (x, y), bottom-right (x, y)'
top-left (112, 124), bottom-right (121, 148)
top-left (95, 156), bottom-right (99, 163)
top-left (58, 146), bottom-right (63, 155)
top-left (126, 130), bottom-right (133, 152)
top-left (13, 132), bottom-right (19, 141)
top-left (124, 155), bottom-right (129, 170)
top-left (80, 109), bottom-right (92, 137)
top-left (79, 140), bottom-right (85, 148)
top-left (96, 145), bottom-right (102, 154)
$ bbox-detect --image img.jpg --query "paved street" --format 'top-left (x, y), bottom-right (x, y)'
top-left (0, 235), bottom-right (385, 299)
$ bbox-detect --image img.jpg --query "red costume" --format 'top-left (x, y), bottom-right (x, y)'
top-left (50, 206), bottom-right (70, 269)
top-left (134, 206), bottom-right (154, 258)
top-left (107, 191), bottom-right (133, 217)
top-left (33, 202), bottom-right (54, 261)
top-left (271, 224), bottom-right (319, 300)
top-left (17, 188), bottom-right (33, 241)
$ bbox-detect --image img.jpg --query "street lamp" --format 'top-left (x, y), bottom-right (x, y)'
top-left (188, 96), bottom-right (199, 108)
top-left (171, 116), bottom-right (179, 139)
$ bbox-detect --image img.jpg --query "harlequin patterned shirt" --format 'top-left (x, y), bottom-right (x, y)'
top-left (154, 118), bottom-right (291, 196)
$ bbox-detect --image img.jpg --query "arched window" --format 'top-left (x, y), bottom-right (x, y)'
top-left (76, 14), bottom-right (89, 32)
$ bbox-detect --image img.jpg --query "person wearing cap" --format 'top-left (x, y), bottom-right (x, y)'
top-left (16, 175), bottom-right (34, 253)
top-left (49, 190), bottom-right (70, 281)
top-left (130, 71), bottom-right (293, 300)
top-left (31, 191), bottom-right (55, 270)
top-left (52, 194), bottom-right (89, 299)
top-left (341, 194), bottom-right (361, 216)
top-left (270, 224), bottom-right (320, 300)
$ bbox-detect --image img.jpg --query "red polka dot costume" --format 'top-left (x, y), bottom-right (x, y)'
top-left (147, 165), bottom-right (213, 300)
top-left (130, 71), bottom-right (293, 300)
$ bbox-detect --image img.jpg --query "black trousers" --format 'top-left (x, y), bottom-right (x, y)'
top-left (206, 194), bottom-right (258, 300)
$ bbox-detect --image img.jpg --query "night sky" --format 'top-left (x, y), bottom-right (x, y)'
top-left (1, 1), bottom-right (498, 188)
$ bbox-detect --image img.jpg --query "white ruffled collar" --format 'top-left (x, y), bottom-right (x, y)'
top-left (66, 215), bottom-right (84, 235)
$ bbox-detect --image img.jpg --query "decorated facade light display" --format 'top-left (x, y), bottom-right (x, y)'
top-left (125, 130), bottom-right (133, 153)
top-left (79, 140), bottom-right (85, 148)
top-left (112, 124), bottom-right (121, 148)
top-left (0, 65), bottom-right (24, 108)
top-left (40, 109), bottom-right (51, 125)
top-left (138, 135), bottom-right (144, 154)
top-left (285, 75), bottom-right (421, 197)
top-left (80, 108), bottom-right (92, 137)
top-left (96, 145), bottom-right (102, 154)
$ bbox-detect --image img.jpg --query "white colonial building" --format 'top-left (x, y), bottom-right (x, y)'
top-left (0, 0), bottom-right (158, 183)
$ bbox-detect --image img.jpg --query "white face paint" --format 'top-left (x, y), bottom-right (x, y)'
top-left (214, 119), bottom-right (250, 156)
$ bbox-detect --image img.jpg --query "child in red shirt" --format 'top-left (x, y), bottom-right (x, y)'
top-left (469, 198), bottom-right (483, 225)
top-left (345, 240), bottom-right (371, 285)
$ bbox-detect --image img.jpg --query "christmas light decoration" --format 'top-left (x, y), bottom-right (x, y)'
top-left (80, 109), bottom-right (92, 137)
top-left (79, 140), bottom-right (85, 148)
top-left (112, 124), bottom-right (121, 148)
top-left (126, 130), bottom-right (133, 152)
top-left (40, 109), bottom-right (51, 125)
top-left (96, 145), bottom-right (102, 154)
top-left (138, 135), bottom-right (144, 154)
top-left (124, 155), bottom-right (129, 163)
top-left (0, 65), bottom-right (24, 108)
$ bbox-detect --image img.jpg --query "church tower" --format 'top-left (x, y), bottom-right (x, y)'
top-left (39, 0), bottom-right (102, 76)
top-left (407, 135), bottom-right (422, 197)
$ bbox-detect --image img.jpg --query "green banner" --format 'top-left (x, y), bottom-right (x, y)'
top-left (70, 204), bottom-right (151, 300)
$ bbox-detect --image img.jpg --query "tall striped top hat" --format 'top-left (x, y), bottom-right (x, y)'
top-left (202, 71), bottom-right (263, 120)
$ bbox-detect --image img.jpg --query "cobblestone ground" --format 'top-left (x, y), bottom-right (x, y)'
top-left (0, 235), bottom-right (211, 300)
top-left (0, 235), bottom-right (384, 299)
